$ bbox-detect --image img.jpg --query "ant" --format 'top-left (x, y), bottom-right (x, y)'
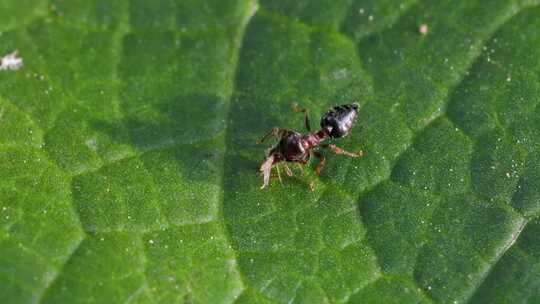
top-left (258, 103), bottom-right (363, 189)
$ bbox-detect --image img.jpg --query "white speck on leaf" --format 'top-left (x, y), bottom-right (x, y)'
top-left (85, 138), bottom-right (98, 151)
top-left (419, 24), bottom-right (428, 35)
top-left (0, 51), bottom-right (23, 71)
top-left (332, 68), bottom-right (348, 79)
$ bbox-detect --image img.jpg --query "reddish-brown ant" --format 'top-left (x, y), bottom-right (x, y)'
top-left (258, 103), bottom-right (363, 189)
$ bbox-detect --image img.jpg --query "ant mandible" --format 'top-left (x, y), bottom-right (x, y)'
top-left (258, 103), bottom-right (363, 189)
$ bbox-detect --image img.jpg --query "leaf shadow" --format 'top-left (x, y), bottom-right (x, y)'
top-left (88, 92), bottom-right (232, 183)
top-left (92, 92), bottom-right (228, 148)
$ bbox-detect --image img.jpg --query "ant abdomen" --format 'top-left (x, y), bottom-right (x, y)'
top-left (320, 103), bottom-right (359, 138)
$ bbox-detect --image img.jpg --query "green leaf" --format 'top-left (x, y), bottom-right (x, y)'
top-left (1, 1), bottom-right (539, 303)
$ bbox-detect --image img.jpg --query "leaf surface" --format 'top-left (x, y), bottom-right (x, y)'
top-left (0, 1), bottom-right (539, 303)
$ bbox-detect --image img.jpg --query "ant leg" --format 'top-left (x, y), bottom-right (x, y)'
top-left (275, 164), bottom-right (283, 184)
top-left (312, 151), bottom-right (326, 175)
top-left (320, 144), bottom-right (363, 158)
top-left (258, 128), bottom-right (279, 144)
top-left (283, 163), bottom-right (293, 176)
top-left (292, 103), bottom-right (311, 132)
top-left (258, 128), bottom-right (290, 144)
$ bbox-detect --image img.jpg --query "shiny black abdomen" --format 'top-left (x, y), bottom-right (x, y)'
top-left (320, 103), bottom-right (359, 138)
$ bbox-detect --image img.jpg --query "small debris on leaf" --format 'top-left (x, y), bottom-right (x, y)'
top-left (0, 51), bottom-right (23, 71)
top-left (419, 24), bottom-right (428, 35)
